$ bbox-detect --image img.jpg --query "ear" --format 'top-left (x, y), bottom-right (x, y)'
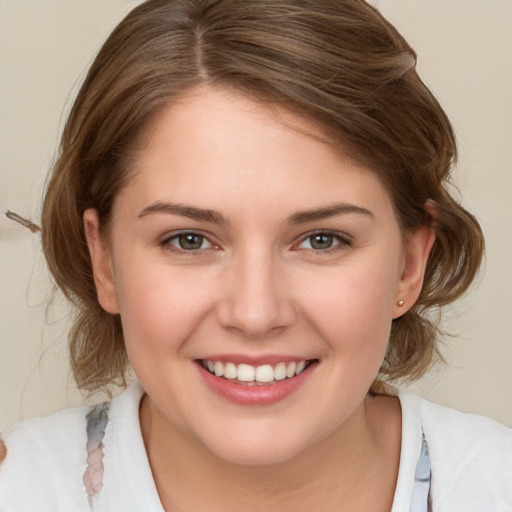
top-left (392, 218), bottom-right (436, 319)
top-left (83, 209), bottom-right (120, 314)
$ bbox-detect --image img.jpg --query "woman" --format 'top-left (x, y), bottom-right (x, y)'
top-left (1, 1), bottom-right (511, 511)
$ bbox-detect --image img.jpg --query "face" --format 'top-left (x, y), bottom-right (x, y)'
top-left (85, 86), bottom-right (432, 465)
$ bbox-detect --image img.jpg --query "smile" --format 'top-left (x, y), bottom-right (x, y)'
top-left (196, 357), bottom-right (318, 405)
top-left (200, 359), bottom-right (311, 385)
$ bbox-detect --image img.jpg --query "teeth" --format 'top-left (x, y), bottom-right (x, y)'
top-left (296, 360), bottom-right (306, 375)
top-left (285, 361), bottom-right (297, 378)
top-left (255, 364), bottom-right (274, 383)
top-left (214, 361), bottom-right (224, 377)
top-left (224, 362), bottom-right (237, 379)
top-left (274, 362), bottom-right (287, 381)
top-left (202, 359), bottom-right (311, 383)
top-left (237, 364), bottom-right (255, 382)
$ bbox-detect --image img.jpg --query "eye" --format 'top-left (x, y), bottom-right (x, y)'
top-left (302, 233), bottom-right (336, 250)
top-left (295, 231), bottom-right (351, 252)
top-left (163, 231), bottom-right (214, 251)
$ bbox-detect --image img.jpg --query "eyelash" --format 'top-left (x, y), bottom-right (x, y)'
top-left (159, 230), bottom-right (352, 255)
top-left (160, 231), bottom-right (217, 254)
top-left (293, 230), bottom-right (352, 254)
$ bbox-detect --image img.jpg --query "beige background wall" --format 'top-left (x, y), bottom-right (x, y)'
top-left (0, 0), bottom-right (511, 431)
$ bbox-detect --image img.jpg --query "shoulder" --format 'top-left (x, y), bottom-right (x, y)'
top-left (0, 402), bottom-right (93, 469)
top-left (0, 403), bottom-right (95, 510)
top-left (401, 390), bottom-right (512, 450)
top-left (399, 390), bottom-right (512, 511)
top-left (1, 402), bottom-right (92, 449)
top-left (0, 383), bottom-right (144, 510)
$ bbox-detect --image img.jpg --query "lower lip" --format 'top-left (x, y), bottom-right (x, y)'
top-left (196, 361), bottom-right (317, 406)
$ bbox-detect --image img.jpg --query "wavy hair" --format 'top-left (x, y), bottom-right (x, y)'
top-left (41, 0), bottom-right (484, 393)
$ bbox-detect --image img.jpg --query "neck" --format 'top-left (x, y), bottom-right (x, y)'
top-left (140, 393), bottom-right (401, 512)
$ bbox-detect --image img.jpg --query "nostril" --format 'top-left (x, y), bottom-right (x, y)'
top-left (216, 295), bottom-right (296, 339)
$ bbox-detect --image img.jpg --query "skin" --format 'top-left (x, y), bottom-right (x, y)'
top-left (82, 86), bottom-right (434, 511)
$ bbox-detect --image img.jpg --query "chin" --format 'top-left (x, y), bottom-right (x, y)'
top-left (210, 442), bottom-right (302, 467)
top-left (195, 421), bottom-right (315, 466)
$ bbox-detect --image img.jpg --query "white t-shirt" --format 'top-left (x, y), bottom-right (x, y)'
top-left (0, 382), bottom-right (511, 511)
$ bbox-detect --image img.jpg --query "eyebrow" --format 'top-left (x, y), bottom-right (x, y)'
top-left (138, 201), bottom-right (226, 224)
top-left (286, 203), bottom-right (374, 224)
top-left (137, 201), bottom-right (373, 225)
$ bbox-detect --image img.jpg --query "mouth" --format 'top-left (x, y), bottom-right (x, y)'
top-left (198, 359), bottom-right (316, 385)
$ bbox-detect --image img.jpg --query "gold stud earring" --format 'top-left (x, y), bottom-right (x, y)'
top-left (397, 300), bottom-right (405, 307)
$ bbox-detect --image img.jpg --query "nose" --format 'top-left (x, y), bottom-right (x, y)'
top-left (216, 248), bottom-right (296, 339)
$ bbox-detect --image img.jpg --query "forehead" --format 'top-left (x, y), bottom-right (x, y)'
top-left (116, 86), bottom-right (395, 222)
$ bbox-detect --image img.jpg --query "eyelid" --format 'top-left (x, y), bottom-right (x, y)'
top-left (160, 229), bottom-right (220, 253)
top-left (292, 230), bottom-right (353, 252)
top-left (158, 229), bottom-right (352, 255)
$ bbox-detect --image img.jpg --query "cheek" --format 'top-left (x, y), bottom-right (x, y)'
top-left (300, 259), bottom-right (399, 351)
top-left (112, 259), bottom-right (214, 354)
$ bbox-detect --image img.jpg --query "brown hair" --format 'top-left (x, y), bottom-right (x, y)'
top-left (41, 0), bottom-right (484, 393)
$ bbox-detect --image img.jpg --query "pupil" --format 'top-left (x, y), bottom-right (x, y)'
top-left (179, 233), bottom-right (203, 250)
top-left (311, 234), bottom-right (333, 249)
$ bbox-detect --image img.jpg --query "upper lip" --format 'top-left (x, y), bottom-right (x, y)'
top-left (196, 354), bottom-right (315, 366)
